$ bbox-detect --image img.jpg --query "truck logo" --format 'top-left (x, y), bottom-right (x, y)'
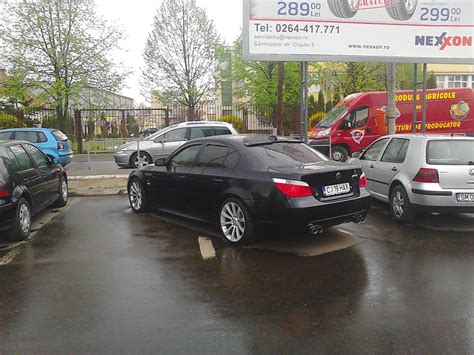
top-left (415, 33), bottom-right (473, 51)
top-left (351, 130), bottom-right (365, 144)
top-left (469, 169), bottom-right (474, 176)
top-left (450, 101), bottom-right (470, 121)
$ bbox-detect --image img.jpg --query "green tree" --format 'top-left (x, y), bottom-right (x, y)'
top-left (322, 62), bottom-right (386, 96)
top-left (317, 90), bottom-right (325, 112)
top-left (0, 0), bottom-right (127, 130)
top-left (230, 40), bottom-right (303, 132)
top-left (427, 71), bottom-right (438, 89)
top-left (142, 0), bottom-right (222, 119)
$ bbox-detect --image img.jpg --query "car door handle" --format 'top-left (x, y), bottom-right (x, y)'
top-left (391, 167), bottom-right (398, 172)
top-left (370, 164), bottom-right (375, 169)
top-left (212, 178), bottom-right (224, 183)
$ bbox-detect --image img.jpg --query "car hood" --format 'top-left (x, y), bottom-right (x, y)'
top-left (119, 140), bottom-right (154, 151)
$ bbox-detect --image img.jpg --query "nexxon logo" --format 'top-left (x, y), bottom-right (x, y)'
top-left (415, 32), bottom-right (472, 51)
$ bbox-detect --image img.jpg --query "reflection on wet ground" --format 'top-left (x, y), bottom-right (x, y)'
top-left (0, 196), bottom-right (473, 353)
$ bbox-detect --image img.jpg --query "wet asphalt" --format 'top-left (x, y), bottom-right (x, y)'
top-left (0, 196), bottom-right (473, 353)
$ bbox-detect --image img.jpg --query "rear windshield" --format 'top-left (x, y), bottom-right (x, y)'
top-left (427, 140), bottom-right (474, 165)
top-left (51, 130), bottom-right (68, 141)
top-left (250, 142), bottom-right (327, 167)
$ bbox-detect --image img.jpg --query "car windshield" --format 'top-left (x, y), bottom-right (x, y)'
top-left (427, 140), bottom-right (474, 165)
top-left (315, 106), bottom-right (348, 128)
top-left (145, 128), bottom-right (167, 140)
top-left (249, 142), bottom-right (327, 167)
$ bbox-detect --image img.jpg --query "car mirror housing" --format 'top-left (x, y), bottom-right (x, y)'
top-left (50, 156), bottom-right (60, 165)
top-left (155, 158), bottom-right (167, 167)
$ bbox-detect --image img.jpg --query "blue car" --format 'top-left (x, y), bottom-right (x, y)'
top-left (0, 128), bottom-right (74, 166)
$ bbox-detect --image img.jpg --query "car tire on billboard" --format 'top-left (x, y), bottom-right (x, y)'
top-left (327, 0), bottom-right (358, 19)
top-left (386, 0), bottom-right (418, 21)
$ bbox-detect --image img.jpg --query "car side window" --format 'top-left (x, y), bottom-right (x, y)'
top-left (214, 127), bottom-right (232, 136)
top-left (381, 139), bottom-right (410, 164)
top-left (9, 144), bottom-right (34, 170)
top-left (169, 145), bottom-right (201, 167)
top-left (361, 138), bottom-right (389, 161)
top-left (197, 144), bottom-right (236, 168)
top-left (5, 148), bottom-right (20, 174)
top-left (189, 127), bottom-right (214, 140)
top-left (24, 143), bottom-right (50, 168)
top-left (0, 132), bottom-right (13, 140)
top-left (164, 128), bottom-right (187, 142)
top-left (352, 107), bottom-right (369, 128)
top-left (14, 131), bottom-right (40, 143)
top-left (38, 132), bottom-right (48, 143)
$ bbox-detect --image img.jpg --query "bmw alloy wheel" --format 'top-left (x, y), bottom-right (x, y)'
top-left (129, 180), bottom-right (143, 211)
top-left (220, 202), bottom-right (246, 242)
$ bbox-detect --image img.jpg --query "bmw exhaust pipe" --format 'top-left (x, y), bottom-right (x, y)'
top-left (308, 223), bottom-right (324, 236)
top-left (352, 214), bottom-right (367, 224)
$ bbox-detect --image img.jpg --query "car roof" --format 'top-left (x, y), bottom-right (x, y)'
top-left (0, 127), bottom-right (56, 132)
top-left (171, 121), bottom-right (233, 128)
top-left (186, 134), bottom-right (301, 147)
top-left (0, 140), bottom-right (33, 147)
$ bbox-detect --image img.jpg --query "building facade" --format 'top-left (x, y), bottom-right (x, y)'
top-left (428, 64), bottom-right (474, 89)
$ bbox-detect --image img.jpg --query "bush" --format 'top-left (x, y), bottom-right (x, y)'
top-left (0, 112), bottom-right (25, 129)
top-left (309, 112), bottom-right (325, 129)
top-left (219, 115), bottom-right (244, 133)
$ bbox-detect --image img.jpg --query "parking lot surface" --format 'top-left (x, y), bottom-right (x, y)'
top-left (0, 196), bottom-right (473, 353)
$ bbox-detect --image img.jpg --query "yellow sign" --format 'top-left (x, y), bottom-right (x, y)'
top-left (395, 91), bottom-right (457, 103)
top-left (396, 121), bottom-right (462, 132)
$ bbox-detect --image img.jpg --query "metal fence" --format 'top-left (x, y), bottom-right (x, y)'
top-left (1, 104), bottom-right (319, 154)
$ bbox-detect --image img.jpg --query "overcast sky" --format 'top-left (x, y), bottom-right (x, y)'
top-left (96, 0), bottom-right (243, 105)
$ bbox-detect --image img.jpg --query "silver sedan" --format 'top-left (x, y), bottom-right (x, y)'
top-left (349, 134), bottom-right (474, 221)
top-left (114, 122), bottom-right (238, 168)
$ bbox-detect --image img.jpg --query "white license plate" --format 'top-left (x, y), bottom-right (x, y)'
top-left (456, 193), bottom-right (474, 203)
top-left (323, 183), bottom-right (351, 197)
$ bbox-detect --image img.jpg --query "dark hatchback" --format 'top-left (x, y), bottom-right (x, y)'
top-left (0, 141), bottom-right (69, 241)
top-left (127, 135), bottom-right (371, 244)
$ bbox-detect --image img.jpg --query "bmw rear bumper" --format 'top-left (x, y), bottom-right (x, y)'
top-left (248, 190), bottom-right (372, 227)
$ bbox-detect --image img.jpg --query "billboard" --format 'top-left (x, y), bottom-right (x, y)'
top-left (243, 0), bottom-right (474, 64)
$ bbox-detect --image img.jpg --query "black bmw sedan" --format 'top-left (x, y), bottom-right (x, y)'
top-left (0, 140), bottom-right (68, 241)
top-left (128, 135), bottom-right (371, 244)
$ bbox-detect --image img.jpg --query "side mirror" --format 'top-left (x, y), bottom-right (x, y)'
top-left (50, 156), bottom-right (60, 165)
top-left (155, 158), bottom-right (167, 167)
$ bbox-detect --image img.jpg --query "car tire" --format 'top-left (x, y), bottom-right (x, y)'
top-left (219, 198), bottom-right (256, 245)
top-left (128, 178), bottom-right (148, 213)
top-left (327, 0), bottom-right (358, 18)
top-left (130, 152), bottom-right (153, 169)
top-left (331, 146), bottom-right (349, 162)
top-left (390, 185), bottom-right (415, 222)
top-left (386, 0), bottom-right (417, 21)
top-left (8, 198), bottom-right (31, 242)
top-left (54, 176), bottom-right (68, 208)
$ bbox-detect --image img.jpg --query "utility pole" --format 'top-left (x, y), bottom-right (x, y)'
top-left (276, 62), bottom-right (284, 135)
top-left (386, 63), bottom-right (397, 135)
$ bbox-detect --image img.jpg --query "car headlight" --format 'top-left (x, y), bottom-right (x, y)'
top-left (316, 129), bottom-right (331, 137)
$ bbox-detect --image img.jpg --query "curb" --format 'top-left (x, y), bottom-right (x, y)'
top-left (69, 189), bottom-right (128, 197)
top-left (68, 175), bottom-right (129, 181)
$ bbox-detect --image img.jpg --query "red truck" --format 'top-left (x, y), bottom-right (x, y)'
top-left (308, 88), bottom-right (474, 161)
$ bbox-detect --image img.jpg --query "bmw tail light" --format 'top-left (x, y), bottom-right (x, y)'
top-left (413, 168), bottom-right (439, 183)
top-left (359, 173), bottom-right (367, 188)
top-left (273, 178), bottom-right (312, 198)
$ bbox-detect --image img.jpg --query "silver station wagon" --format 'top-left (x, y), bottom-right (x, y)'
top-left (350, 134), bottom-right (474, 221)
top-left (114, 121), bottom-right (238, 168)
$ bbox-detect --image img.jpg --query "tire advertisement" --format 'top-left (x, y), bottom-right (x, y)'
top-left (243, 0), bottom-right (474, 64)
